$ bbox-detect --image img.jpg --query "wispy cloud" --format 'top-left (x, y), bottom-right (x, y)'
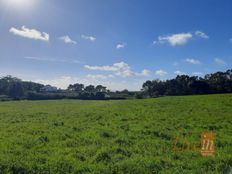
top-left (87, 74), bottom-right (114, 80)
top-left (84, 62), bottom-right (149, 78)
top-left (116, 43), bottom-right (127, 49)
top-left (174, 70), bottom-right (186, 75)
top-left (185, 58), bottom-right (201, 64)
top-left (81, 35), bottom-right (96, 42)
top-left (9, 26), bottom-right (49, 41)
top-left (192, 72), bottom-right (204, 76)
top-left (214, 58), bottom-right (226, 65)
top-left (84, 65), bottom-right (118, 71)
top-left (155, 69), bottom-right (168, 76)
top-left (24, 56), bottom-right (83, 64)
top-left (59, 35), bottom-right (77, 44)
top-left (195, 31), bottom-right (209, 39)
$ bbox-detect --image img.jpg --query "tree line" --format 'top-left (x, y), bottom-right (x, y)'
top-left (0, 76), bottom-right (43, 100)
top-left (0, 69), bottom-right (232, 100)
top-left (0, 76), bottom-right (114, 100)
top-left (141, 69), bottom-right (232, 98)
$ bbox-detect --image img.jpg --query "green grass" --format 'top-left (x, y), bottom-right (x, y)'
top-left (0, 94), bottom-right (232, 173)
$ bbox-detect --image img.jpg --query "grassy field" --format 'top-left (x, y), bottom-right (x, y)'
top-left (0, 94), bottom-right (232, 173)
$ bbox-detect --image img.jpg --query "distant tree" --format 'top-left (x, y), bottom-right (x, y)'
top-left (23, 81), bottom-right (44, 93)
top-left (84, 85), bottom-right (95, 93)
top-left (135, 92), bottom-right (144, 99)
top-left (8, 81), bottom-right (24, 99)
top-left (0, 76), bottom-right (22, 98)
top-left (121, 89), bottom-right (129, 94)
top-left (205, 71), bottom-right (232, 93)
top-left (141, 69), bottom-right (232, 98)
top-left (95, 92), bottom-right (106, 100)
top-left (96, 85), bottom-right (107, 92)
top-left (67, 83), bottom-right (84, 92)
top-left (1, 75), bottom-right (21, 83)
top-left (189, 80), bottom-right (210, 94)
top-left (0, 76), bottom-right (46, 99)
top-left (1, 69), bottom-right (232, 100)
top-left (142, 80), bottom-right (153, 97)
top-left (142, 80), bottom-right (165, 97)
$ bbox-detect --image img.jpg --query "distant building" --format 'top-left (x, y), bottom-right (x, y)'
top-left (40, 85), bottom-right (58, 92)
top-left (104, 94), bottom-right (110, 98)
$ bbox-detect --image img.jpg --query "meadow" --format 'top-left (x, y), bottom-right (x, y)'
top-left (0, 94), bottom-right (232, 174)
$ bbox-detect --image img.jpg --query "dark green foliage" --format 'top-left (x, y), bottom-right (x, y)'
top-left (142, 69), bottom-right (232, 97)
top-left (67, 83), bottom-right (84, 92)
top-left (0, 76), bottom-right (111, 100)
top-left (135, 92), bottom-right (144, 99)
top-left (0, 75), bottom-right (44, 100)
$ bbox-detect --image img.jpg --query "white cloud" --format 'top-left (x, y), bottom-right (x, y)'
top-left (9, 26), bottom-right (49, 41)
top-left (185, 58), bottom-right (201, 64)
top-left (214, 58), bottom-right (226, 65)
top-left (153, 30), bottom-right (209, 46)
top-left (192, 72), bottom-right (203, 76)
top-left (84, 65), bottom-right (117, 71)
top-left (116, 43), bottom-right (127, 49)
top-left (141, 69), bottom-right (150, 76)
top-left (84, 62), bottom-right (133, 77)
top-left (135, 69), bottom-right (150, 77)
top-left (195, 31), bottom-right (209, 39)
top-left (174, 70), bottom-right (186, 75)
top-left (84, 62), bottom-right (149, 78)
top-left (230, 38), bottom-right (232, 43)
top-left (81, 35), bottom-right (96, 42)
top-left (154, 33), bottom-right (193, 46)
top-left (114, 62), bottom-right (134, 77)
top-left (59, 35), bottom-right (77, 44)
top-left (87, 74), bottom-right (114, 80)
top-left (155, 69), bottom-right (168, 76)
top-left (24, 56), bottom-right (83, 64)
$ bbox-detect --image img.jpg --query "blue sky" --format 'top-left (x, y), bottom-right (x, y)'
top-left (0, 0), bottom-right (232, 90)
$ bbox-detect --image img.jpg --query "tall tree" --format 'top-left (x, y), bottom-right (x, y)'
top-left (84, 85), bottom-right (95, 93)
top-left (96, 85), bottom-right (107, 92)
top-left (67, 83), bottom-right (84, 92)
